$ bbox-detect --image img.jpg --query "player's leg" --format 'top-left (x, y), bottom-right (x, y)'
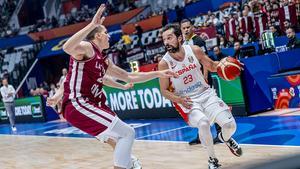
top-left (213, 124), bottom-right (222, 144)
top-left (189, 123), bottom-right (222, 145)
top-left (105, 138), bottom-right (141, 169)
top-left (188, 109), bottom-right (221, 169)
top-left (109, 119), bottom-right (135, 169)
top-left (214, 109), bottom-right (242, 157)
top-left (202, 88), bottom-right (242, 157)
top-left (81, 100), bottom-right (138, 168)
top-left (215, 110), bottom-right (236, 141)
top-left (64, 101), bottom-right (137, 169)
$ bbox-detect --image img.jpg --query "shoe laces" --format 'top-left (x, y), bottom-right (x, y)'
top-left (228, 138), bottom-right (239, 150)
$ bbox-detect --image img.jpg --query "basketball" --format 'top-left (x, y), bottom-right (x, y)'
top-left (217, 57), bottom-right (242, 81)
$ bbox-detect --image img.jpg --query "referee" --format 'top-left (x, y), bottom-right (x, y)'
top-left (0, 78), bottom-right (17, 132)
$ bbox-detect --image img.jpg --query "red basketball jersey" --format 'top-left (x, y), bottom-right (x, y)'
top-left (62, 42), bottom-right (110, 114)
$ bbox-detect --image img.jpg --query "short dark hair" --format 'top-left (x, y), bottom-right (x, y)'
top-left (86, 26), bottom-right (104, 41)
top-left (180, 19), bottom-right (193, 26)
top-left (162, 24), bottom-right (182, 37)
top-left (243, 4), bottom-right (250, 9)
top-left (286, 26), bottom-right (295, 32)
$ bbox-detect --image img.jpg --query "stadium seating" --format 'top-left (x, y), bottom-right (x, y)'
top-left (0, 45), bottom-right (37, 87)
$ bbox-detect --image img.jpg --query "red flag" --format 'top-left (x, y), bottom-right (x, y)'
top-left (278, 4), bottom-right (297, 31)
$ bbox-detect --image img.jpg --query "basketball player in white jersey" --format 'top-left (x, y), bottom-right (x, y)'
top-left (158, 24), bottom-right (242, 169)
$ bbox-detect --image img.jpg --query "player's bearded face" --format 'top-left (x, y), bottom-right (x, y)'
top-left (165, 38), bottom-right (180, 53)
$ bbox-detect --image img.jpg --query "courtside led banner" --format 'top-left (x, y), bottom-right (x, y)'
top-left (103, 78), bottom-right (177, 119)
top-left (0, 96), bottom-right (45, 124)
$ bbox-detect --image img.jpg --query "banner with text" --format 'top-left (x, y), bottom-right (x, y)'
top-left (0, 96), bottom-right (45, 124)
top-left (103, 78), bottom-right (179, 119)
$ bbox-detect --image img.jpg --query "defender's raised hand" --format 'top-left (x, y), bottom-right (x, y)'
top-left (91, 4), bottom-right (106, 27)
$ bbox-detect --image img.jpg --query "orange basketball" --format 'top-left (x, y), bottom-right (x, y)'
top-left (217, 57), bottom-right (242, 81)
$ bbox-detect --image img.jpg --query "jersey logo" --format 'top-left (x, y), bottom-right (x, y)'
top-left (188, 56), bottom-right (194, 63)
top-left (219, 102), bottom-right (224, 107)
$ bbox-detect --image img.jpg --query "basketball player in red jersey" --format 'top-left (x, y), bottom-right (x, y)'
top-left (47, 75), bottom-right (141, 167)
top-left (60, 4), bottom-right (176, 169)
top-left (158, 24), bottom-right (242, 169)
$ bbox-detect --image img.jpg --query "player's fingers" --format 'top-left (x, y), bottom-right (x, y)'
top-left (185, 97), bottom-right (191, 100)
top-left (185, 97), bottom-right (193, 103)
top-left (100, 16), bottom-right (105, 24)
top-left (186, 103), bottom-right (192, 109)
top-left (183, 103), bottom-right (192, 109)
top-left (46, 101), bottom-right (54, 107)
top-left (164, 71), bottom-right (176, 77)
top-left (95, 4), bottom-right (105, 17)
top-left (184, 99), bottom-right (193, 106)
top-left (173, 72), bottom-right (179, 78)
top-left (165, 73), bottom-right (173, 78)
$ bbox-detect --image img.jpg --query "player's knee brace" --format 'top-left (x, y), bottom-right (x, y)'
top-left (113, 126), bottom-right (135, 168)
top-left (126, 126), bottom-right (135, 140)
top-left (221, 120), bottom-right (237, 141)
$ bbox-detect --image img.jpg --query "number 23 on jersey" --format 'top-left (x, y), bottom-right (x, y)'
top-left (183, 74), bottom-right (193, 84)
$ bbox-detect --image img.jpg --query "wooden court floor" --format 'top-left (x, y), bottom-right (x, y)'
top-left (0, 135), bottom-right (300, 169)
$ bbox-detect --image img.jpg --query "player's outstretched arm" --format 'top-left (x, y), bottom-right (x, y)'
top-left (103, 75), bottom-right (133, 90)
top-left (191, 45), bottom-right (219, 72)
top-left (158, 60), bottom-right (192, 109)
top-left (105, 59), bottom-right (176, 83)
top-left (62, 4), bottom-right (106, 60)
top-left (158, 60), bottom-right (180, 102)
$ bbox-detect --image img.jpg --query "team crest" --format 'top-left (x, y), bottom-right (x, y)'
top-left (188, 56), bottom-right (194, 63)
top-left (219, 102), bottom-right (224, 107)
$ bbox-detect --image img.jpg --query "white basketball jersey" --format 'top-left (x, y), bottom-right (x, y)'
top-left (162, 45), bottom-right (209, 97)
